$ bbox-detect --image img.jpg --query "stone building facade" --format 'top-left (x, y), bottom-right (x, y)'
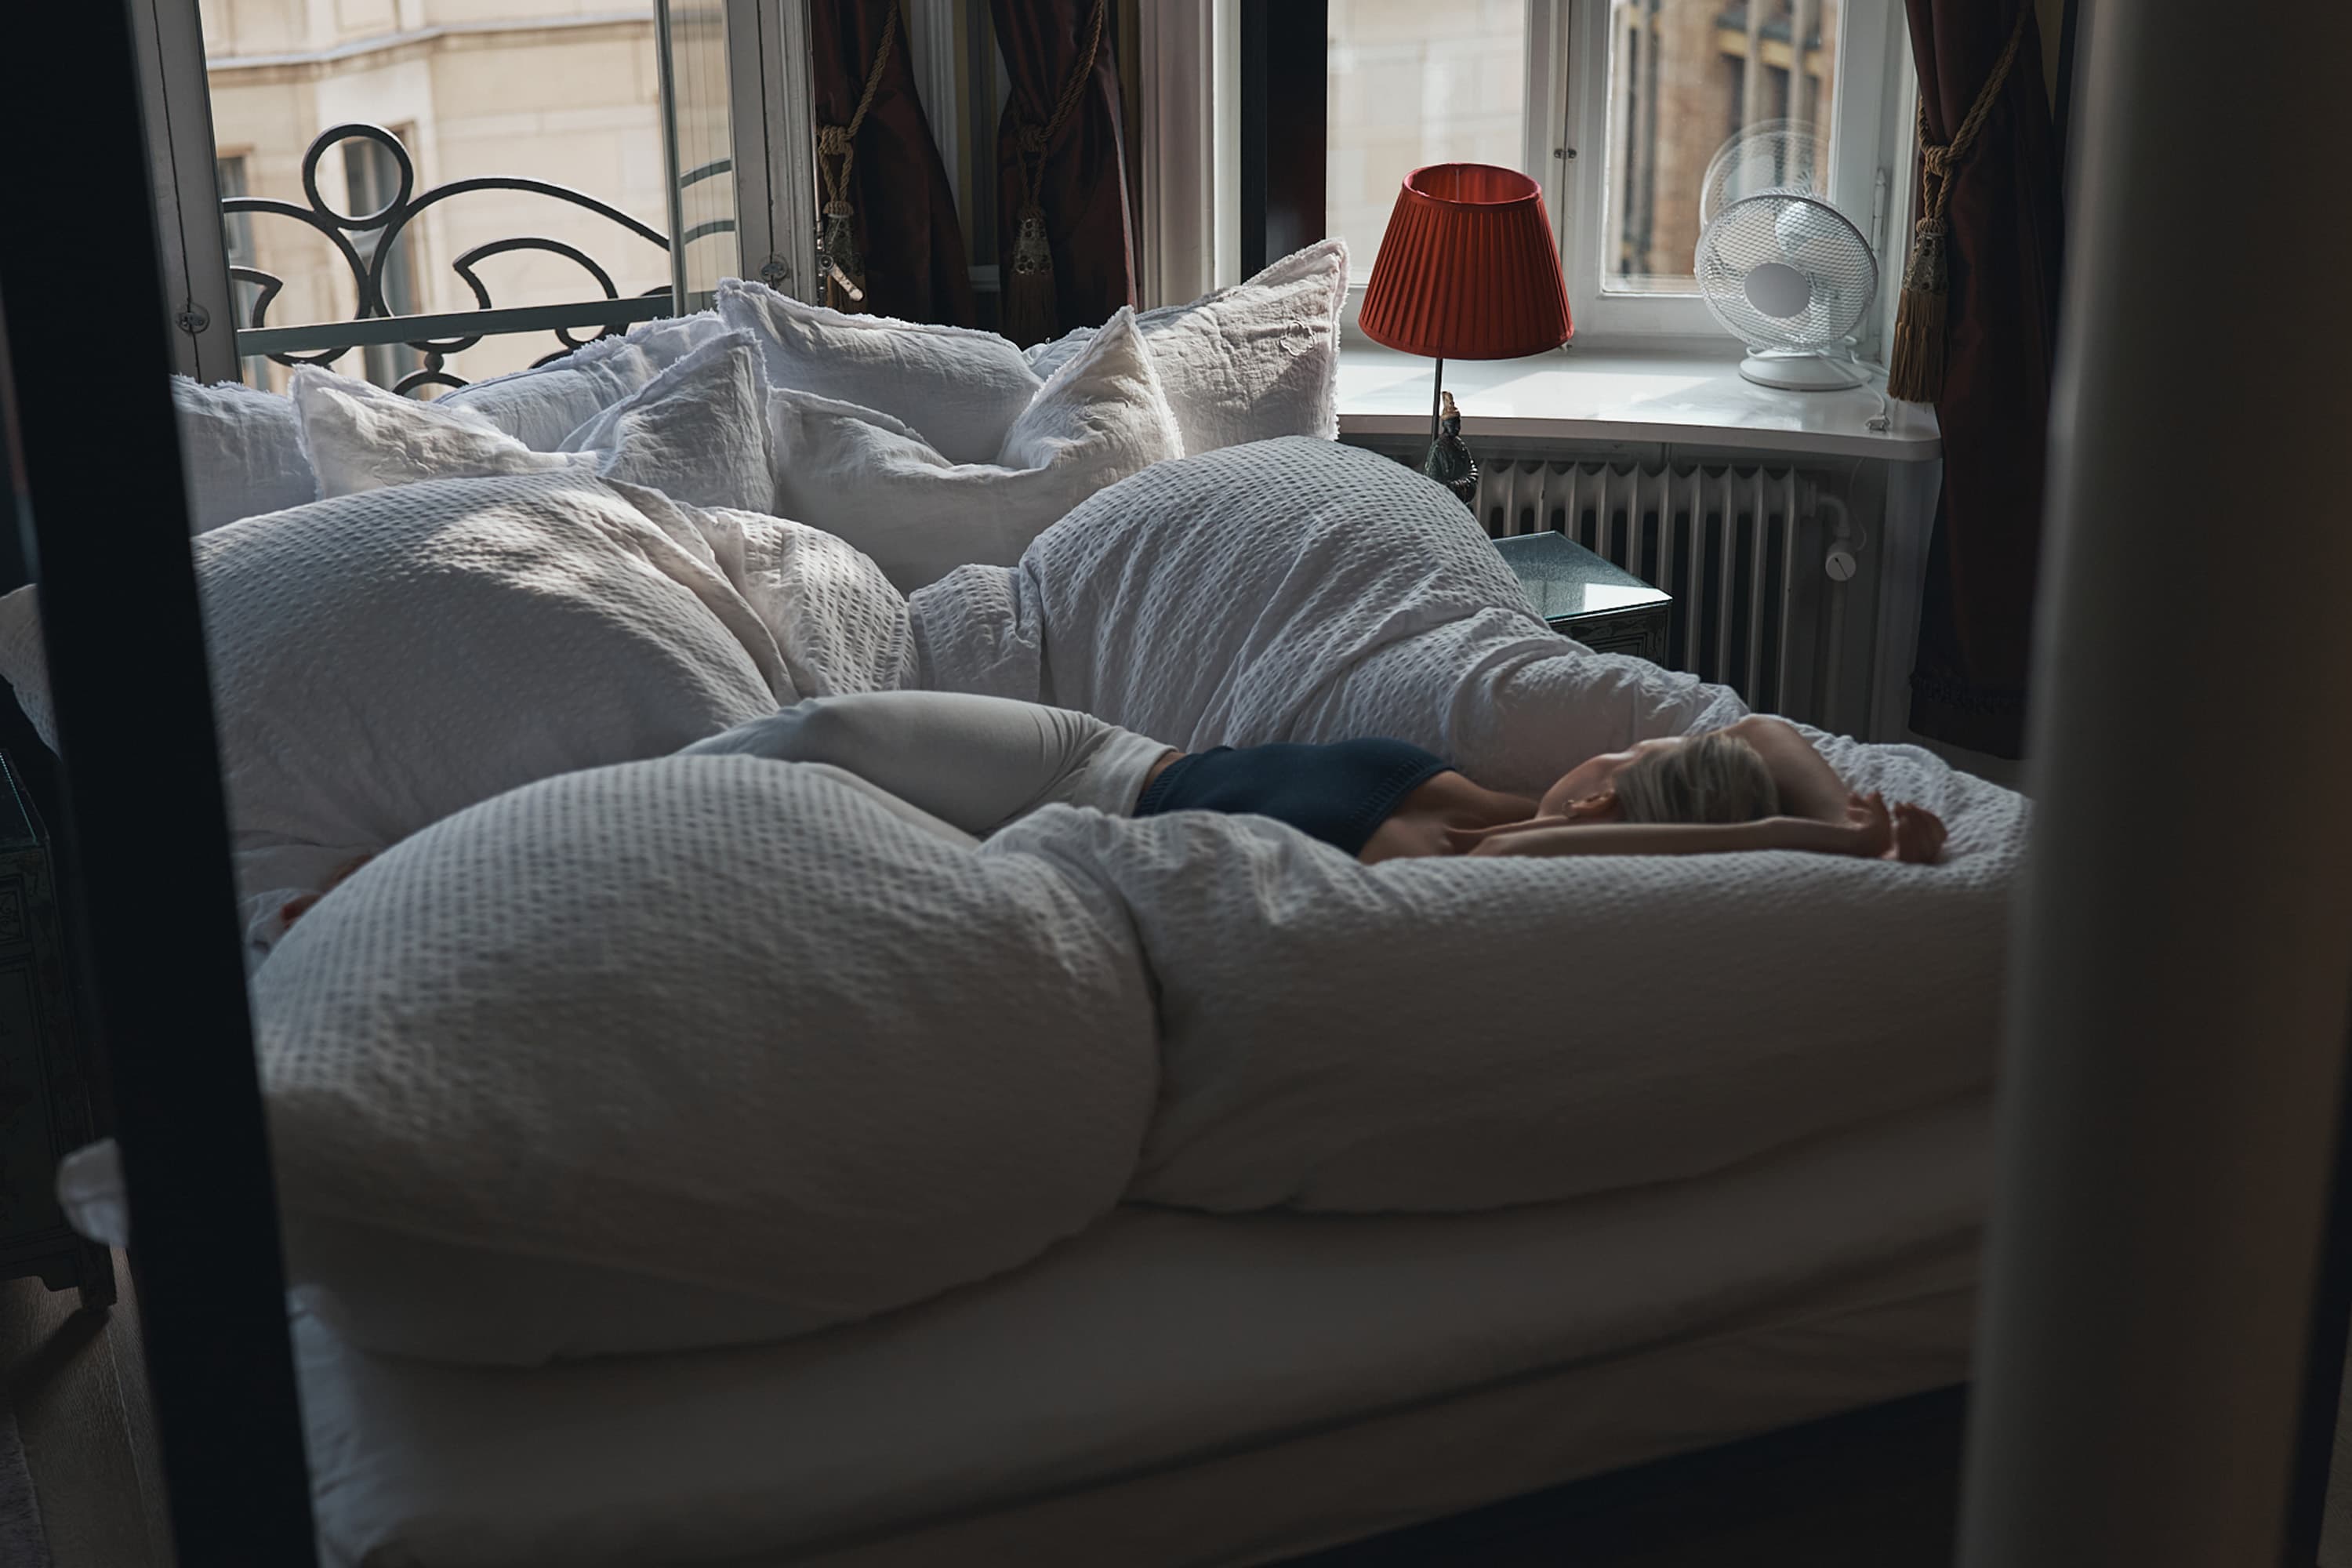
top-left (199, 0), bottom-right (672, 389)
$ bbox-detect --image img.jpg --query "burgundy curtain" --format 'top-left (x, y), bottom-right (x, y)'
top-left (809, 0), bottom-right (975, 325)
top-left (1902, 0), bottom-right (2067, 758)
top-left (989, 0), bottom-right (1138, 343)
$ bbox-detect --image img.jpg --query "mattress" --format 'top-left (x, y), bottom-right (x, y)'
top-left (298, 1094), bottom-right (1991, 1567)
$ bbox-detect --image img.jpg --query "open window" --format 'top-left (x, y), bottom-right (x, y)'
top-left (1225, 0), bottom-right (1913, 350)
top-left (139, 0), bottom-right (817, 394)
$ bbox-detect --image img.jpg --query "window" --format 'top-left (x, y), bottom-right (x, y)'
top-left (1312, 0), bottom-right (1909, 346)
top-left (147, 2), bottom-right (818, 392)
top-left (1602, 0), bottom-right (1840, 294)
top-left (1566, 0), bottom-right (1907, 341)
top-left (1325, 0), bottom-right (1532, 289)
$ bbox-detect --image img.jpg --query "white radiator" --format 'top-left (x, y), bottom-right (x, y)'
top-left (1470, 458), bottom-right (1861, 725)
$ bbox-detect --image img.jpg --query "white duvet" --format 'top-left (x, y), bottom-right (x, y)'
top-left (914, 439), bottom-right (2026, 1210)
top-left (244, 437), bottom-right (2027, 1362)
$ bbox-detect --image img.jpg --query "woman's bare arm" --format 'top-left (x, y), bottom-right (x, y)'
top-left (1466, 815), bottom-right (1869, 859)
top-left (1465, 790), bottom-right (1947, 863)
top-left (1731, 715), bottom-right (1851, 822)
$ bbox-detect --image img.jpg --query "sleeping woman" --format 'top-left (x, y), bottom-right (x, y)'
top-left (681, 691), bottom-right (1948, 866)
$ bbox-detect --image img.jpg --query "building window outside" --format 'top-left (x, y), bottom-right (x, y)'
top-left (1604, 0), bottom-right (1841, 294)
top-left (198, 7), bottom-right (677, 387)
top-left (343, 132), bottom-right (424, 390)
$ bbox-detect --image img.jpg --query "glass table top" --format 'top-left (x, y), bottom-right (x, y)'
top-left (1492, 530), bottom-right (1671, 622)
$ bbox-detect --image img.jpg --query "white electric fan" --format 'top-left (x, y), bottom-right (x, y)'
top-left (1694, 191), bottom-right (1878, 391)
top-left (1699, 119), bottom-right (1824, 227)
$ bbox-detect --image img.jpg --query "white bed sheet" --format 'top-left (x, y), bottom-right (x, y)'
top-left (299, 1094), bottom-right (1991, 1567)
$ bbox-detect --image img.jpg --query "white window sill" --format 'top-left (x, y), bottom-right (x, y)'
top-left (1336, 342), bottom-right (1942, 463)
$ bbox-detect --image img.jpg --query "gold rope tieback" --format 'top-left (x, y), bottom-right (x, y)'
top-left (1886, 2), bottom-right (2034, 405)
top-left (813, 2), bottom-right (899, 312)
top-left (1004, 0), bottom-right (1108, 347)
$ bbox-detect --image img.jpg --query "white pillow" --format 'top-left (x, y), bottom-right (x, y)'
top-left (170, 376), bottom-right (317, 530)
top-left (254, 755), bottom-right (1156, 1363)
top-left (768, 307), bottom-right (1181, 592)
top-left (0, 471), bottom-right (791, 961)
top-left (717, 278), bottom-right (1042, 464)
top-left (437, 309), bottom-right (728, 450)
top-left (1025, 238), bottom-right (1350, 456)
top-left (557, 331), bottom-right (772, 513)
top-left (292, 367), bottom-right (585, 497)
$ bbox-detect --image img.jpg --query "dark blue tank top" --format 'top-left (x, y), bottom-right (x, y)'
top-left (1133, 738), bottom-right (1452, 856)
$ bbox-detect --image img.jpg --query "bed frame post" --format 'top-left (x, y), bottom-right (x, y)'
top-left (0, 2), bottom-right (318, 1563)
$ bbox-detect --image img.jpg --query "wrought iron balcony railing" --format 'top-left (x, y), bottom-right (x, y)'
top-left (224, 122), bottom-right (732, 394)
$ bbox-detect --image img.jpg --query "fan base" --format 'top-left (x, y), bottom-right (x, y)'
top-left (1738, 351), bottom-right (1868, 391)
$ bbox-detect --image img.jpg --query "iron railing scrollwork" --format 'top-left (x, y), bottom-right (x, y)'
top-left (223, 122), bottom-right (735, 394)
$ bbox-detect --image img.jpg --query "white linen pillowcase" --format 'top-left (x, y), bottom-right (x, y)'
top-left (171, 376), bottom-right (318, 531)
top-left (292, 365), bottom-right (587, 497)
top-left (768, 306), bottom-right (1181, 592)
top-left (557, 330), bottom-right (773, 513)
top-left (717, 277), bottom-right (1042, 464)
top-left (1025, 238), bottom-right (1350, 456)
top-left (437, 309), bottom-right (729, 450)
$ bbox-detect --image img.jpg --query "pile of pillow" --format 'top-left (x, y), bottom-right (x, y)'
top-left (169, 240), bottom-right (1349, 590)
top-left (0, 463), bottom-right (912, 965)
top-left (20, 247), bottom-right (1348, 957)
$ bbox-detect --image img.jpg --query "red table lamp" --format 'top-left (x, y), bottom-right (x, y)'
top-left (1356, 164), bottom-right (1572, 499)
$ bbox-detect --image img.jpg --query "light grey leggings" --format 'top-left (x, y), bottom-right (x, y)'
top-left (679, 691), bottom-right (1175, 837)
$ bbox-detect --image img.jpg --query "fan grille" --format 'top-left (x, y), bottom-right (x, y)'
top-left (1695, 194), bottom-right (1877, 351)
top-left (1699, 120), bottom-right (1825, 229)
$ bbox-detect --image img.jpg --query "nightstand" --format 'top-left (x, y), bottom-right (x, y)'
top-left (1494, 531), bottom-right (1672, 665)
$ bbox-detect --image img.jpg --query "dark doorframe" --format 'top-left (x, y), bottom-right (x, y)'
top-left (2285, 1008), bottom-right (2352, 1566)
top-left (0, 2), bottom-right (317, 1562)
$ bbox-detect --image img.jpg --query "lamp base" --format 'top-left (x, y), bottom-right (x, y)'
top-left (1737, 349), bottom-right (1868, 391)
top-left (1421, 380), bottom-right (1480, 511)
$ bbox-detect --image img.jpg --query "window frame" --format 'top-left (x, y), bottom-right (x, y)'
top-left (1298, 0), bottom-right (1916, 354)
top-left (1557, 0), bottom-right (1913, 349)
top-left (138, 0), bottom-right (823, 387)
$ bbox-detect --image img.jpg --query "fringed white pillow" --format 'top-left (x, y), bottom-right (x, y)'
top-left (768, 307), bottom-right (1181, 591)
top-left (1025, 238), bottom-right (1350, 456)
top-left (557, 331), bottom-right (774, 513)
top-left (292, 366), bottom-right (586, 497)
top-left (437, 308), bottom-right (730, 450)
top-left (170, 376), bottom-right (318, 530)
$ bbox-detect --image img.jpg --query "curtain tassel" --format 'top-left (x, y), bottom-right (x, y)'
top-left (818, 198), bottom-right (868, 313)
top-left (1884, 5), bottom-right (2034, 405)
top-left (1886, 216), bottom-right (1948, 404)
top-left (1004, 200), bottom-right (1059, 347)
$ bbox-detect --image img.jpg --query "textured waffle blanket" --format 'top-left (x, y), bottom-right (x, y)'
top-left (911, 439), bottom-right (2028, 1210)
top-left (249, 438), bottom-right (2028, 1363)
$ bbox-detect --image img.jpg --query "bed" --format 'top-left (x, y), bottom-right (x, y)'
top-left (11, 305), bottom-right (2024, 1565)
top-left (295, 1095), bottom-right (1987, 1566)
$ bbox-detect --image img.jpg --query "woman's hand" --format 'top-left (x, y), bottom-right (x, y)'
top-left (1890, 801), bottom-right (1947, 864)
top-left (1842, 790), bottom-right (1894, 858)
top-left (1839, 789), bottom-right (1947, 863)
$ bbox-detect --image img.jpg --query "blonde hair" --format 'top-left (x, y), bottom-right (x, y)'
top-left (1610, 731), bottom-right (1780, 825)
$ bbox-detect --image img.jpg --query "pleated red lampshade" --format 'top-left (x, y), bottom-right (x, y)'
top-left (1357, 164), bottom-right (1572, 359)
